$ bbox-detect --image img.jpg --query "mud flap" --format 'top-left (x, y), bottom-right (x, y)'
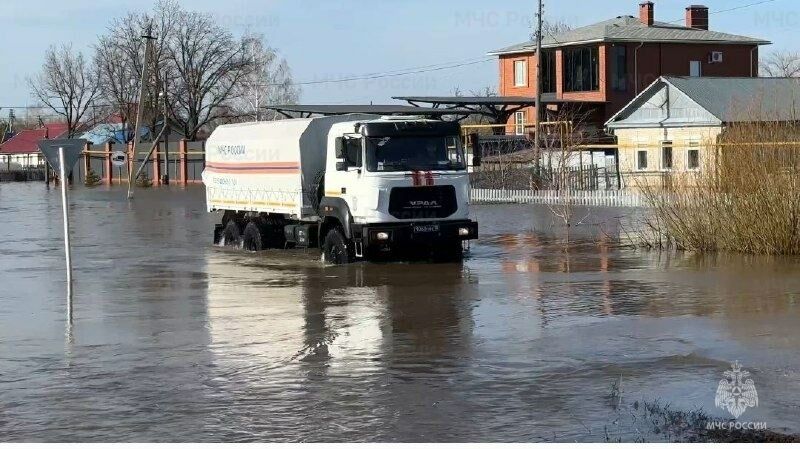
top-left (213, 224), bottom-right (224, 245)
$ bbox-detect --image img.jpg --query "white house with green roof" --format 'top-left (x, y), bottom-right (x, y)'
top-left (606, 76), bottom-right (800, 188)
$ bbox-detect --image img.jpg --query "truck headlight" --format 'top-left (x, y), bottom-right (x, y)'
top-left (458, 227), bottom-right (471, 236)
top-left (376, 232), bottom-right (390, 241)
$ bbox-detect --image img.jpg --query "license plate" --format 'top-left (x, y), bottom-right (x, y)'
top-left (413, 224), bottom-right (440, 233)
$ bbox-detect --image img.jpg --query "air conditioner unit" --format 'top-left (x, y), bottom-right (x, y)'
top-left (709, 51), bottom-right (723, 64)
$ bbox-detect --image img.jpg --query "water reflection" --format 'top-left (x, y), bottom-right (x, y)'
top-left (1, 184), bottom-right (800, 442)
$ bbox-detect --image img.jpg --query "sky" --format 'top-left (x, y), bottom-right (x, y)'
top-left (1, 0), bottom-right (798, 115)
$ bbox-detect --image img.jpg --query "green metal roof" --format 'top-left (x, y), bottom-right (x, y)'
top-left (665, 76), bottom-right (800, 122)
top-left (489, 16), bottom-right (770, 56)
top-left (606, 76), bottom-right (800, 128)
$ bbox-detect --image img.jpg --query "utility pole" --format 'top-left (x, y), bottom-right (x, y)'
top-left (161, 75), bottom-right (170, 185)
top-left (534, 0), bottom-right (543, 159)
top-left (127, 23), bottom-right (156, 199)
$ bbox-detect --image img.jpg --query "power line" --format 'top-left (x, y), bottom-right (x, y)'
top-left (0, 57), bottom-right (495, 108)
top-left (251, 57), bottom-right (495, 87)
top-left (539, 0), bottom-right (780, 41)
top-left (663, 0), bottom-right (780, 24)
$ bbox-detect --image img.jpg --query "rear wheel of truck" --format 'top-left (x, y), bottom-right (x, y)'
top-left (242, 221), bottom-right (267, 251)
top-left (322, 227), bottom-right (353, 265)
top-left (221, 220), bottom-right (242, 248)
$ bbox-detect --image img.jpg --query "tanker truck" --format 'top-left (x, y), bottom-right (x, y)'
top-left (202, 114), bottom-right (479, 264)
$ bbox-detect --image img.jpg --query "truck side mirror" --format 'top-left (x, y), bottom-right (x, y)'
top-left (335, 137), bottom-right (346, 159)
top-left (472, 156), bottom-right (482, 167)
top-left (336, 161), bottom-right (348, 171)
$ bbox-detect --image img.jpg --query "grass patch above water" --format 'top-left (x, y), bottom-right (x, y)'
top-left (632, 120), bottom-right (800, 255)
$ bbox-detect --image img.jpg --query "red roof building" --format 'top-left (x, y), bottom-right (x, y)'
top-left (0, 123), bottom-right (70, 155)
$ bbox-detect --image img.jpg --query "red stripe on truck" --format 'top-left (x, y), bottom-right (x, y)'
top-left (205, 161), bottom-right (300, 174)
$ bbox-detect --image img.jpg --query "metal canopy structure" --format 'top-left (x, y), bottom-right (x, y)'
top-left (394, 95), bottom-right (609, 128)
top-left (393, 96), bottom-right (537, 125)
top-left (265, 104), bottom-right (474, 119)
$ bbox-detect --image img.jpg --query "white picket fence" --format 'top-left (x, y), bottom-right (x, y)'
top-left (471, 188), bottom-right (645, 207)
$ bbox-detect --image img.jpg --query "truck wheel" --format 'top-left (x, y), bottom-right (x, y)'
top-left (242, 221), bottom-right (266, 251)
top-left (221, 220), bottom-right (242, 248)
top-left (322, 227), bottom-right (353, 265)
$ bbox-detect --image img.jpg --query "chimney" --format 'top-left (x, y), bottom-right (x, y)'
top-left (639, 1), bottom-right (655, 26)
top-left (686, 5), bottom-right (709, 30)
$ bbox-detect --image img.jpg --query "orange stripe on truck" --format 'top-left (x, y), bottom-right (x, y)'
top-left (205, 161), bottom-right (300, 174)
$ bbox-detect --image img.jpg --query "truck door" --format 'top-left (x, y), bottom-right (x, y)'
top-left (327, 135), bottom-right (363, 213)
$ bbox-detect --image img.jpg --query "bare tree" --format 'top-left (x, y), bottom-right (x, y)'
top-left (167, 11), bottom-right (254, 140)
top-left (760, 50), bottom-right (800, 78)
top-left (28, 44), bottom-right (101, 137)
top-left (94, 0), bottom-right (181, 142)
top-left (92, 1), bottom-right (297, 140)
top-left (230, 34), bottom-right (299, 122)
top-left (530, 19), bottom-right (574, 41)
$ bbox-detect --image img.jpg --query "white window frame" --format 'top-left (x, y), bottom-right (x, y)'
top-left (514, 59), bottom-right (528, 87)
top-left (690, 60), bottom-right (702, 77)
top-left (636, 148), bottom-right (649, 171)
top-left (514, 111), bottom-right (526, 135)
top-left (660, 140), bottom-right (674, 171)
top-left (686, 142), bottom-right (701, 171)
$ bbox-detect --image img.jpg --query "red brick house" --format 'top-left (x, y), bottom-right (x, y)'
top-left (489, 1), bottom-right (771, 134)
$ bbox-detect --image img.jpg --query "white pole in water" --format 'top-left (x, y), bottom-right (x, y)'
top-left (58, 147), bottom-right (73, 292)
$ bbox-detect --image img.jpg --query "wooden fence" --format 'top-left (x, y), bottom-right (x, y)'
top-left (471, 188), bottom-right (646, 207)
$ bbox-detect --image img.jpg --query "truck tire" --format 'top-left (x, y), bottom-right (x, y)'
top-left (242, 221), bottom-right (266, 251)
top-left (322, 227), bottom-right (353, 265)
top-left (221, 220), bottom-right (242, 248)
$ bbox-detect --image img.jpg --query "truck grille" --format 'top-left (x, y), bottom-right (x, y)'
top-left (388, 186), bottom-right (457, 219)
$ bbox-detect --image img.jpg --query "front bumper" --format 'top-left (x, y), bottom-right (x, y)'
top-left (354, 220), bottom-right (478, 250)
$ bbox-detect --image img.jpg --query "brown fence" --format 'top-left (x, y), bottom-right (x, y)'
top-left (71, 140), bottom-right (206, 185)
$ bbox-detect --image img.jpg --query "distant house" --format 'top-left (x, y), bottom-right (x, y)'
top-left (489, 1), bottom-right (770, 133)
top-left (0, 123), bottom-right (69, 169)
top-left (605, 76), bottom-right (800, 187)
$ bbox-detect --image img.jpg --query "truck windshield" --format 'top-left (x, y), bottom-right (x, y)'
top-left (365, 136), bottom-right (466, 172)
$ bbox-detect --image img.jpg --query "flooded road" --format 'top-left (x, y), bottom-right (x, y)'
top-left (1, 182), bottom-right (799, 442)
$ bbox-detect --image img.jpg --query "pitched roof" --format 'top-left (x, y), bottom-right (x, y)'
top-left (665, 76), bottom-right (800, 122)
top-left (606, 76), bottom-right (800, 127)
top-left (0, 123), bottom-right (70, 154)
top-left (489, 16), bottom-right (770, 56)
top-left (80, 122), bottom-right (128, 145)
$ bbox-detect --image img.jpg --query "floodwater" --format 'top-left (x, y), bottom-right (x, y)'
top-left (1, 182), bottom-right (799, 442)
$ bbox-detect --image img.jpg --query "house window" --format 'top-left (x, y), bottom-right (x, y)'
top-left (514, 60), bottom-right (528, 87)
top-left (690, 60), bottom-right (702, 77)
top-left (514, 111), bottom-right (526, 135)
top-left (541, 50), bottom-right (557, 93)
top-left (637, 149), bottom-right (648, 170)
top-left (612, 45), bottom-right (627, 92)
top-left (687, 143), bottom-right (700, 170)
top-left (661, 141), bottom-right (673, 170)
top-left (564, 46), bottom-right (600, 92)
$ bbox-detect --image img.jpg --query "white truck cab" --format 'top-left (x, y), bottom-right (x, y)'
top-left (204, 114), bottom-right (479, 264)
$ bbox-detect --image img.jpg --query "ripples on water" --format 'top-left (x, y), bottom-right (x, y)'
top-left (0, 183), bottom-right (799, 442)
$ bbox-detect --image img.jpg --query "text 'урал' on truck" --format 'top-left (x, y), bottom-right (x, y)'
top-left (202, 114), bottom-right (480, 264)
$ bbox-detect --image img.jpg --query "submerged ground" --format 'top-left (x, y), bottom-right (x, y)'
top-left (1, 183), bottom-right (799, 442)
